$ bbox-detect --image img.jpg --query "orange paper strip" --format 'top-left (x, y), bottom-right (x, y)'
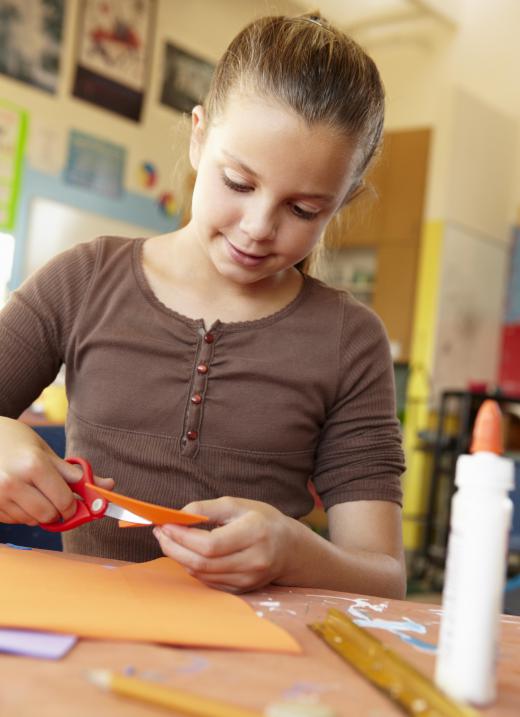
top-left (0, 547), bottom-right (300, 654)
top-left (87, 484), bottom-right (209, 526)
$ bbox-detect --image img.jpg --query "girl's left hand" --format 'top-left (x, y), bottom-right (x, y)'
top-left (153, 497), bottom-right (294, 592)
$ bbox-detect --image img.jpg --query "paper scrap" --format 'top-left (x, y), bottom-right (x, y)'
top-left (87, 484), bottom-right (209, 526)
top-left (0, 628), bottom-right (77, 659)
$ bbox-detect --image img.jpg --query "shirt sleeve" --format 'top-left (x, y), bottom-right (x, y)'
top-left (0, 240), bottom-right (98, 418)
top-left (311, 295), bottom-right (405, 509)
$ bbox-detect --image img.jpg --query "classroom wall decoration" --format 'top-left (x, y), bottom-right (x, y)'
top-left (72, 0), bottom-right (155, 122)
top-left (64, 129), bottom-right (126, 198)
top-left (431, 223), bottom-right (508, 397)
top-left (499, 228), bottom-right (520, 395)
top-left (0, 98), bottom-right (28, 231)
top-left (138, 160), bottom-right (157, 189)
top-left (160, 43), bottom-right (214, 114)
top-left (157, 190), bottom-right (177, 216)
top-left (0, 0), bottom-right (65, 94)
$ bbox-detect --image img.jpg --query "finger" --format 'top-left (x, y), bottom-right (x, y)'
top-left (1, 499), bottom-right (40, 526)
top-left (182, 496), bottom-right (250, 524)
top-left (160, 515), bottom-right (254, 557)
top-left (93, 474), bottom-right (115, 489)
top-left (154, 527), bottom-right (221, 571)
top-left (15, 484), bottom-right (69, 525)
top-left (47, 454), bottom-right (84, 483)
top-left (47, 454), bottom-right (115, 490)
top-left (193, 572), bottom-right (264, 593)
top-left (154, 527), bottom-right (264, 575)
top-left (0, 508), bottom-right (13, 523)
top-left (30, 462), bottom-right (77, 521)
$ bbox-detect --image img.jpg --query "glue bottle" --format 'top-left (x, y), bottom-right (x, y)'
top-left (435, 400), bottom-right (515, 705)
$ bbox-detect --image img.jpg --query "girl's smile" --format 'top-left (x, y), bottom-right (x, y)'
top-left (224, 237), bottom-right (272, 267)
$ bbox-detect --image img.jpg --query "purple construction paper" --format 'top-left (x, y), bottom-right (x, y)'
top-left (0, 629), bottom-right (77, 659)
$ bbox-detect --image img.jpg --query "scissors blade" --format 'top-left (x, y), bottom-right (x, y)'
top-left (104, 502), bottom-right (152, 525)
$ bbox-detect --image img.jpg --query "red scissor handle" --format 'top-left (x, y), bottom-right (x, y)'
top-left (39, 457), bottom-right (108, 532)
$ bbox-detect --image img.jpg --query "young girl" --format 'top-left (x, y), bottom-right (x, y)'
top-left (0, 13), bottom-right (406, 598)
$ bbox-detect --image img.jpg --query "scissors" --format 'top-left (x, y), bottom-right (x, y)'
top-left (39, 457), bottom-right (208, 532)
top-left (39, 457), bottom-right (153, 532)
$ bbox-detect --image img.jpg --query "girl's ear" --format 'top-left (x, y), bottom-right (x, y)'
top-left (189, 105), bottom-right (206, 170)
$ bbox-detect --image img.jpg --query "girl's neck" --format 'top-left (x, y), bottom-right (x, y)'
top-left (141, 229), bottom-right (304, 327)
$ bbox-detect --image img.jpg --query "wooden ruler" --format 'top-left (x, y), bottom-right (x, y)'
top-left (309, 609), bottom-right (479, 717)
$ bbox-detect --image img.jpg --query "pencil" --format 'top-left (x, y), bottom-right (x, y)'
top-left (87, 669), bottom-right (263, 717)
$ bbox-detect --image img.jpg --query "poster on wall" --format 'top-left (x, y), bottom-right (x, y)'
top-left (160, 43), bottom-right (213, 114)
top-left (64, 130), bottom-right (126, 198)
top-left (72, 0), bottom-right (155, 122)
top-left (0, 0), bottom-right (65, 93)
top-left (0, 99), bottom-right (28, 231)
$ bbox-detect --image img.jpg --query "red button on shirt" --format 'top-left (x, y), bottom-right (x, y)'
top-left (204, 333), bottom-right (215, 344)
top-left (191, 393), bottom-right (202, 404)
top-left (197, 363), bottom-right (208, 374)
top-left (186, 430), bottom-right (198, 441)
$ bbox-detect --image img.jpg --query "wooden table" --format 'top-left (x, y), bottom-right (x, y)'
top-left (1, 553), bottom-right (519, 717)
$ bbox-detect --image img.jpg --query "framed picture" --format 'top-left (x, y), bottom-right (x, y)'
top-left (64, 129), bottom-right (126, 198)
top-left (72, 0), bottom-right (155, 122)
top-left (0, 0), bottom-right (65, 93)
top-left (160, 42), bottom-right (214, 114)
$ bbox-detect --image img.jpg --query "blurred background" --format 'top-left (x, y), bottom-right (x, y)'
top-left (1, 0), bottom-right (519, 607)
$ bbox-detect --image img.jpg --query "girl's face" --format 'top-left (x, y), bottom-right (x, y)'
top-left (188, 93), bottom-right (359, 286)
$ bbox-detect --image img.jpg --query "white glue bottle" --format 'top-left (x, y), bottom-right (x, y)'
top-left (435, 400), bottom-right (515, 705)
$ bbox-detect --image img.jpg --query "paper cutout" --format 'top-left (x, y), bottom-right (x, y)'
top-left (0, 628), bottom-right (77, 659)
top-left (87, 484), bottom-right (209, 526)
top-left (0, 547), bottom-right (300, 654)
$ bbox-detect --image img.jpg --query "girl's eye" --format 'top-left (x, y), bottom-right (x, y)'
top-left (291, 204), bottom-right (319, 221)
top-left (222, 171), bottom-right (319, 221)
top-left (222, 173), bottom-right (252, 193)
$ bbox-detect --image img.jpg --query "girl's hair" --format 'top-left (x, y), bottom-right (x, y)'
top-left (203, 12), bottom-right (386, 272)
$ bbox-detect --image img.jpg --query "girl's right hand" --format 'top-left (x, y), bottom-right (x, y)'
top-left (0, 417), bottom-right (114, 526)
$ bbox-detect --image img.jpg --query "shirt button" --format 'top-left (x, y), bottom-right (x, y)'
top-left (204, 332), bottom-right (215, 344)
top-left (191, 393), bottom-right (202, 404)
top-left (197, 363), bottom-right (208, 374)
top-left (186, 430), bottom-right (198, 441)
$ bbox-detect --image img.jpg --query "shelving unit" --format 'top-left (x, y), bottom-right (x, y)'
top-left (414, 390), bottom-right (520, 589)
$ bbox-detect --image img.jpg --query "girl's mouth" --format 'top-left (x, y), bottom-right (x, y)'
top-left (224, 238), bottom-right (271, 267)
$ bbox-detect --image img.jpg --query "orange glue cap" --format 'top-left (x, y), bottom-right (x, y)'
top-left (470, 400), bottom-right (503, 455)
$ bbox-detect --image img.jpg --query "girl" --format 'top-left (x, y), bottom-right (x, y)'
top-left (0, 13), bottom-right (406, 598)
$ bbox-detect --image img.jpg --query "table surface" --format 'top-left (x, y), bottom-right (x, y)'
top-left (1, 552), bottom-right (519, 717)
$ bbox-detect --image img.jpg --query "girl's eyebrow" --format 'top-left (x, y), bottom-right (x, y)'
top-left (222, 150), bottom-right (260, 178)
top-left (221, 149), bottom-right (335, 202)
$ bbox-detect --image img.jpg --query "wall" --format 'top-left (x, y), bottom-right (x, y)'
top-left (360, 1), bottom-right (520, 549)
top-left (0, 0), bottom-right (301, 288)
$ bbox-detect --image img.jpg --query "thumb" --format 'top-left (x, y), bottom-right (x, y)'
top-left (51, 456), bottom-right (85, 484)
top-left (183, 496), bottom-right (246, 524)
top-left (93, 474), bottom-right (115, 490)
top-left (49, 455), bottom-right (115, 489)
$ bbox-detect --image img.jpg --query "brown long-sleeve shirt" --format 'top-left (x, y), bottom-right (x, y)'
top-left (0, 236), bottom-right (404, 561)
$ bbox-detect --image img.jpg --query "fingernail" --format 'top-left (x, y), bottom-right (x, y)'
top-left (153, 527), bottom-right (160, 539)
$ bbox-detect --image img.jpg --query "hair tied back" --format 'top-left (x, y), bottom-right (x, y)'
top-left (304, 16), bottom-right (322, 26)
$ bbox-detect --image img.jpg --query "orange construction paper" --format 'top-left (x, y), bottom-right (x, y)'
top-left (0, 546), bottom-right (300, 654)
top-left (87, 484), bottom-right (209, 526)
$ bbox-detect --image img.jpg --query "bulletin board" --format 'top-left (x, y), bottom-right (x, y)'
top-left (431, 222), bottom-right (508, 396)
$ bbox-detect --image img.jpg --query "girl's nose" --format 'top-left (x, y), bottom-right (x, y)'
top-left (239, 203), bottom-right (276, 242)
